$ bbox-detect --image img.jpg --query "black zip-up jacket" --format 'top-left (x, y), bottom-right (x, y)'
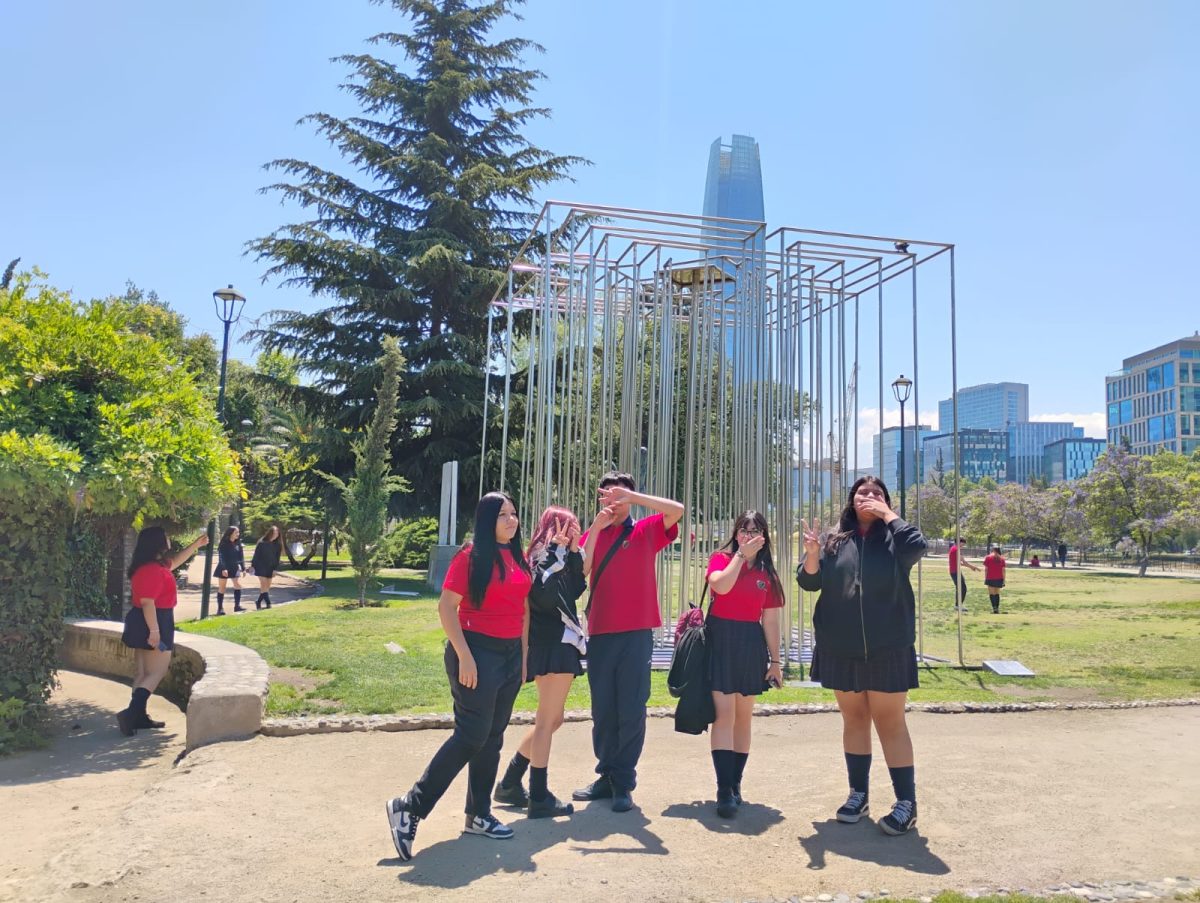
top-left (251, 541), bottom-right (282, 574)
top-left (217, 540), bottom-right (245, 575)
top-left (528, 543), bottom-right (586, 647)
top-left (796, 518), bottom-right (927, 660)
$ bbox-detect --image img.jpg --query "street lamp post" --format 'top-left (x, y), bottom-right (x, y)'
top-left (200, 285), bottom-right (247, 620)
top-left (892, 374), bottom-right (913, 520)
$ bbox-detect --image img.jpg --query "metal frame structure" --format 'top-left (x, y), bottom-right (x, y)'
top-left (480, 200), bottom-right (966, 669)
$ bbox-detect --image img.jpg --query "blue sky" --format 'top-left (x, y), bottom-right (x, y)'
top-left (3, 0), bottom-right (1197, 455)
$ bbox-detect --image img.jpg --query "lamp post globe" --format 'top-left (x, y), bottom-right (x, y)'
top-left (891, 375), bottom-right (913, 519)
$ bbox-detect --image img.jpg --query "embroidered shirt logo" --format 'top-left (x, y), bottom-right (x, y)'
top-left (756, 579), bottom-right (767, 590)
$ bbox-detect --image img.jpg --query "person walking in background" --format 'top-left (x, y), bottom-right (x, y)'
top-left (250, 524), bottom-right (284, 609)
top-left (573, 471), bottom-right (683, 814)
top-left (384, 492), bottom-right (532, 862)
top-left (213, 525), bottom-right (246, 615)
top-left (704, 510), bottom-right (785, 819)
top-left (797, 476), bottom-right (928, 836)
top-left (948, 537), bottom-right (979, 612)
top-left (984, 546), bottom-right (1007, 613)
top-left (117, 527), bottom-right (209, 736)
top-left (1057, 542), bottom-right (1068, 569)
top-left (494, 505), bottom-right (599, 819)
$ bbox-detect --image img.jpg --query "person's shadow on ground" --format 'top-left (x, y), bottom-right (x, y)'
top-left (380, 800), bottom-right (668, 889)
top-left (659, 799), bottom-right (784, 836)
top-left (799, 818), bottom-right (949, 875)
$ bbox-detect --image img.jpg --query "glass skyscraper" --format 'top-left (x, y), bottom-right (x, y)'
top-left (874, 425), bottom-right (935, 492)
top-left (1008, 421), bottom-right (1085, 484)
top-left (938, 382), bottom-right (1029, 432)
top-left (1043, 437), bottom-right (1107, 483)
top-left (921, 430), bottom-right (1009, 483)
top-left (1105, 334), bottom-right (1200, 456)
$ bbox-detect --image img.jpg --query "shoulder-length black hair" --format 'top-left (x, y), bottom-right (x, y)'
top-left (824, 476), bottom-right (893, 555)
top-left (465, 491), bottom-right (530, 609)
top-left (719, 510), bottom-right (785, 606)
top-left (127, 526), bottom-right (171, 578)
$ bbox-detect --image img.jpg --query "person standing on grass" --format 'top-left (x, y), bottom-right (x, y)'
top-left (1057, 542), bottom-right (1068, 569)
top-left (117, 527), bottom-right (209, 736)
top-left (494, 505), bottom-right (601, 819)
top-left (213, 525), bottom-right (246, 615)
top-left (385, 492), bottom-right (531, 862)
top-left (250, 524), bottom-right (284, 610)
top-left (572, 471), bottom-right (683, 814)
top-left (984, 546), bottom-right (1007, 613)
top-left (797, 476), bottom-right (928, 836)
top-left (948, 537), bottom-right (979, 612)
top-left (704, 510), bottom-right (785, 819)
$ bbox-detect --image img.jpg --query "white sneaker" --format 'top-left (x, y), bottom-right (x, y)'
top-left (385, 796), bottom-right (419, 861)
top-left (463, 813), bottom-right (514, 839)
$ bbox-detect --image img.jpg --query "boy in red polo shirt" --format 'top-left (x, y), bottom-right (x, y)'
top-left (572, 471), bottom-right (683, 813)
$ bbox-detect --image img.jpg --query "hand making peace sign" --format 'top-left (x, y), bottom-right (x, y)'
top-left (801, 518), bottom-right (822, 557)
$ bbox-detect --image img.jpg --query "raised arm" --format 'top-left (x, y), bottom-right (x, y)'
top-left (602, 486), bottom-right (684, 529)
top-left (796, 518), bottom-right (822, 591)
top-left (168, 533), bottom-right (210, 572)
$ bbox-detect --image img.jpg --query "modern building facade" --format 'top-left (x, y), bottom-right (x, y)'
top-left (1043, 437), bottom-right (1107, 483)
top-left (874, 425), bottom-right (935, 492)
top-left (1008, 421), bottom-right (1085, 484)
top-left (1106, 334), bottom-right (1200, 456)
top-left (922, 429), bottom-right (1008, 483)
top-left (938, 382), bottom-right (1029, 432)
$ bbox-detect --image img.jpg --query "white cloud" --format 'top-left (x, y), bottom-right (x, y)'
top-left (1030, 412), bottom-right (1106, 438)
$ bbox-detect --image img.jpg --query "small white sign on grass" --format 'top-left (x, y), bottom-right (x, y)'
top-left (983, 659), bottom-right (1035, 677)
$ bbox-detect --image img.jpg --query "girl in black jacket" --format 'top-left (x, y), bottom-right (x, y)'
top-left (797, 476), bottom-right (927, 836)
top-left (213, 526), bottom-right (245, 615)
top-left (493, 505), bottom-right (595, 819)
top-left (250, 524), bottom-right (284, 610)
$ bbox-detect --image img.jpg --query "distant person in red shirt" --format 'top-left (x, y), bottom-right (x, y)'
top-left (984, 546), bottom-right (1007, 613)
top-left (117, 526), bottom-right (209, 736)
top-left (1029, 555), bottom-right (1041, 567)
top-left (572, 471), bottom-right (683, 814)
top-left (704, 510), bottom-right (785, 819)
top-left (386, 491), bottom-right (532, 862)
top-left (948, 537), bottom-right (979, 612)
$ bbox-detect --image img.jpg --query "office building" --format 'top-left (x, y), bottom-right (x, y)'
top-left (874, 425), bottom-right (935, 491)
top-left (938, 382), bottom-right (1029, 432)
top-left (922, 429), bottom-right (1008, 483)
top-left (1008, 421), bottom-right (1085, 484)
top-left (1043, 437), bottom-right (1107, 483)
top-left (1105, 333), bottom-right (1200, 456)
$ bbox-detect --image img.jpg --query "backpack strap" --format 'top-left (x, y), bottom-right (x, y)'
top-left (584, 521), bottom-right (634, 617)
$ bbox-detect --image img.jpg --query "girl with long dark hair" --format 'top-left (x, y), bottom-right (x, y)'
top-left (704, 510), bottom-right (785, 818)
top-left (213, 525), bottom-right (245, 615)
top-left (385, 492), bottom-right (532, 861)
top-left (250, 524), bottom-right (284, 609)
top-left (117, 526), bottom-right (209, 736)
top-left (797, 476), bottom-right (928, 835)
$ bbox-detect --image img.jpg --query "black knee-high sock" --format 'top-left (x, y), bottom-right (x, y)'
top-left (889, 765), bottom-right (916, 803)
top-left (732, 752), bottom-right (749, 790)
top-left (263, 592), bottom-right (271, 606)
top-left (845, 752), bottom-right (872, 795)
top-left (711, 749), bottom-right (736, 792)
top-left (129, 687), bottom-right (151, 720)
top-left (216, 592), bottom-right (225, 611)
top-left (992, 593), bottom-right (1000, 612)
top-left (501, 751), bottom-right (530, 787)
top-left (529, 766), bottom-right (549, 801)
top-left (233, 589), bottom-right (242, 608)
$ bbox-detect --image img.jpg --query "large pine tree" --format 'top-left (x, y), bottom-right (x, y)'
top-left (249, 0), bottom-right (584, 515)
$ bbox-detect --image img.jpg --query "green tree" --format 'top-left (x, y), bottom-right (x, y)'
top-left (248, 0), bottom-right (585, 517)
top-left (321, 338), bottom-right (409, 606)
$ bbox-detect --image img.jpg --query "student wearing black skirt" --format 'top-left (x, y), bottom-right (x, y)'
top-left (494, 505), bottom-right (595, 819)
top-left (385, 492), bottom-right (532, 862)
top-left (213, 525), bottom-right (246, 615)
top-left (704, 510), bottom-right (785, 818)
top-left (797, 476), bottom-right (928, 836)
top-left (249, 524), bottom-right (284, 609)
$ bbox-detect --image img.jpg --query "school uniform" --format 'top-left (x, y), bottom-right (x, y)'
top-left (213, 540), bottom-right (245, 578)
top-left (582, 514), bottom-right (679, 794)
top-left (251, 540), bottom-right (282, 579)
top-left (526, 544), bottom-right (586, 680)
top-left (405, 544), bottom-right (532, 821)
top-left (948, 543), bottom-right (968, 604)
top-left (122, 562), bottom-right (178, 651)
top-left (705, 551), bottom-right (783, 696)
top-left (983, 554), bottom-right (1006, 588)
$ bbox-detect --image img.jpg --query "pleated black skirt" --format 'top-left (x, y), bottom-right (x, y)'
top-left (121, 605), bottom-right (176, 652)
top-left (525, 642), bottom-right (584, 682)
top-left (706, 614), bottom-right (770, 696)
top-left (810, 643), bottom-right (918, 693)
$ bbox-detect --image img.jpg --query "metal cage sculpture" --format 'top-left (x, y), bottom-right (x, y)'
top-left (480, 201), bottom-right (963, 670)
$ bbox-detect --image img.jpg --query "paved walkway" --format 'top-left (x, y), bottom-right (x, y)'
top-left (3, 671), bottom-right (1198, 903)
top-left (172, 554), bottom-right (317, 623)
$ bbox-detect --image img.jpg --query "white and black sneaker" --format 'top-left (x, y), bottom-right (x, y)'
top-left (463, 813), bottom-right (514, 840)
top-left (385, 796), bottom-right (420, 861)
top-left (836, 790), bottom-right (869, 823)
top-left (879, 799), bottom-right (917, 835)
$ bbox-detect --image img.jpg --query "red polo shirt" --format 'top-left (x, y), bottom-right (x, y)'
top-left (984, 553), bottom-right (1006, 582)
top-left (948, 544), bottom-right (960, 575)
top-left (583, 514), bottom-right (679, 635)
top-left (706, 551), bottom-right (784, 622)
top-left (131, 562), bottom-right (177, 610)
top-left (443, 546), bottom-right (531, 639)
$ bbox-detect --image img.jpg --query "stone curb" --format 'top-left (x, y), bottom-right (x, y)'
top-left (260, 696), bottom-right (1200, 737)
top-left (747, 875), bottom-right (1199, 903)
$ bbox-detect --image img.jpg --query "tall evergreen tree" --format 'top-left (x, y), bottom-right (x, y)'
top-left (248, 0), bottom-right (584, 515)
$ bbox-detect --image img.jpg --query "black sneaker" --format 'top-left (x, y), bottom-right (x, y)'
top-left (611, 789), bottom-right (634, 812)
top-left (385, 796), bottom-right (420, 861)
top-left (572, 776), bottom-right (613, 801)
top-left (731, 783), bottom-right (743, 806)
top-left (528, 792), bottom-right (574, 819)
top-left (836, 790), bottom-right (869, 823)
top-left (116, 709), bottom-right (136, 737)
top-left (716, 789), bottom-right (737, 819)
top-left (879, 799), bottom-right (917, 835)
top-left (136, 713), bottom-right (166, 729)
top-left (493, 781), bottom-right (529, 808)
top-left (463, 813), bottom-right (513, 839)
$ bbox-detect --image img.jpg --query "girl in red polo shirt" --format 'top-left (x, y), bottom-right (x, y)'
top-left (385, 491), bottom-right (533, 862)
top-left (117, 526), bottom-right (209, 736)
top-left (704, 510), bottom-right (785, 818)
top-left (984, 546), bottom-right (1007, 613)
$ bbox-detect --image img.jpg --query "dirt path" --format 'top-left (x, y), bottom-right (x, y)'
top-left (3, 673), bottom-right (1199, 903)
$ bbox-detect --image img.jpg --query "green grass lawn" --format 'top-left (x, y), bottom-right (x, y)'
top-left (182, 563), bottom-right (1200, 718)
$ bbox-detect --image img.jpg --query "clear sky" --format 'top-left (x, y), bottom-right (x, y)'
top-left (3, 0), bottom-right (1197, 458)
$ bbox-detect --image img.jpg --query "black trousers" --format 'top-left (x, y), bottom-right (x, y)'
top-left (949, 572), bottom-right (968, 603)
top-left (586, 628), bottom-right (653, 792)
top-left (407, 631), bottom-right (522, 819)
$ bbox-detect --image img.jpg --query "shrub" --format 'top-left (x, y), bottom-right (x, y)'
top-left (385, 516), bottom-right (439, 569)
